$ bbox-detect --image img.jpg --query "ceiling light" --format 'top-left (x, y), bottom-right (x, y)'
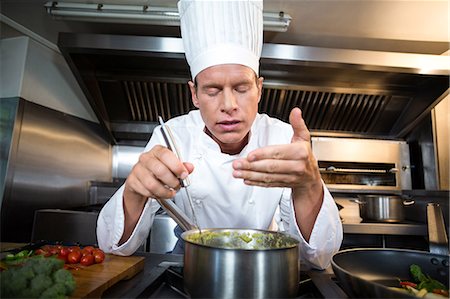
top-left (44, 2), bottom-right (291, 32)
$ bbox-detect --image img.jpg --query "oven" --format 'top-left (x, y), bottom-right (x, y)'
top-left (312, 137), bottom-right (411, 192)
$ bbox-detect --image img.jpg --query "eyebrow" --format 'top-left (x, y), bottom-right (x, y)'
top-left (200, 79), bottom-right (253, 91)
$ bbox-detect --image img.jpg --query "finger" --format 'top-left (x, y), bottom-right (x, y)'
top-left (233, 159), bottom-right (304, 177)
top-left (236, 143), bottom-right (308, 165)
top-left (289, 107), bottom-right (310, 143)
top-left (240, 172), bottom-right (299, 187)
top-left (152, 146), bottom-right (189, 181)
top-left (183, 162), bottom-right (195, 174)
top-left (132, 164), bottom-right (177, 199)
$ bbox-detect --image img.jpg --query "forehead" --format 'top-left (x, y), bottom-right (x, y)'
top-left (195, 64), bottom-right (256, 86)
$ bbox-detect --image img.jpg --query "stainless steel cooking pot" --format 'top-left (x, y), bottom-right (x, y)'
top-left (155, 198), bottom-right (300, 298)
top-left (182, 228), bottom-right (299, 298)
top-left (353, 195), bottom-right (414, 222)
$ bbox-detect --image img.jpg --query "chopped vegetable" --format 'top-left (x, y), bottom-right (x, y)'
top-left (410, 264), bottom-right (447, 293)
top-left (3, 250), bottom-right (34, 266)
top-left (396, 264), bottom-right (448, 298)
top-left (239, 233), bottom-right (253, 243)
top-left (0, 255), bottom-right (76, 298)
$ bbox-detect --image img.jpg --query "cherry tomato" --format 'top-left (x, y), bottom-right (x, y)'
top-left (68, 246), bottom-right (81, 253)
top-left (48, 246), bottom-right (60, 256)
top-left (93, 249), bottom-right (105, 264)
top-left (82, 246), bottom-right (95, 254)
top-left (80, 254), bottom-right (95, 266)
top-left (59, 247), bottom-right (70, 258)
top-left (81, 246), bottom-right (96, 256)
top-left (67, 251), bottom-right (82, 264)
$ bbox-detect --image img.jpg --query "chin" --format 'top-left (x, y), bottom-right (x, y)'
top-left (217, 133), bottom-right (247, 145)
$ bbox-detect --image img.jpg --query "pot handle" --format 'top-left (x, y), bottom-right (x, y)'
top-left (402, 200), bottom-right (415, 206)
top-left (427, 203), bottom-right (449, 255)
top-left (350, 199), bottom-right (365, 205)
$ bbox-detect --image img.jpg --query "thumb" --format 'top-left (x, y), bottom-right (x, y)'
top-left (183, 162), bottom-right (195, 175)
top-left (289, 107), bottom-right (310, 143)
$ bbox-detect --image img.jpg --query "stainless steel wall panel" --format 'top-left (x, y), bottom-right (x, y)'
top-left (1, 99), bottom-right (112, 242)
top-left (0, 98), bottom-right (20, 202)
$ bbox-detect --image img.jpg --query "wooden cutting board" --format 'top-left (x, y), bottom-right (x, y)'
top-left (70, 254), bottom-right (145, 298)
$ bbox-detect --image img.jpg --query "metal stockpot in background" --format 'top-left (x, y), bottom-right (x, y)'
top-left (352, 195), bottom-right (415, 222)
top-left (181, 228), bottom-right (300, 299)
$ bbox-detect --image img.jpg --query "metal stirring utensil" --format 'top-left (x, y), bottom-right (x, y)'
top-left (158, 116), bottom-right (203, 237)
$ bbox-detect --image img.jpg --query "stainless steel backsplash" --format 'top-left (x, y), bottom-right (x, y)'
top-left (1, 98), bottom-right (112, 242)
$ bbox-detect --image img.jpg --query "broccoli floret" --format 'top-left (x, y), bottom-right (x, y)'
top-left (39, 282), bottom-right (67, 299)
top-left (19, 263), bottom-right (35, 280)
top-left (7, 271), bottom-right (28, 295)
top-left (53, 269), bottom-right (76, 294)
top-left (32, 256), bottom-right (64, 276)
top-left (1, 253), bottom-right (75, 298)
top-left (30, 274), bottom-right (53, 296)
top-left (1, 267), bottom-right (31, 298)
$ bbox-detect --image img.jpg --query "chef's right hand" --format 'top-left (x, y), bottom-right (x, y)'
top-left (124, 145), bottom-right (194, 202)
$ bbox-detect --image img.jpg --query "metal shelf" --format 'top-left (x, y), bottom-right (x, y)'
top-left (342, 222), bottom-right (427, 236)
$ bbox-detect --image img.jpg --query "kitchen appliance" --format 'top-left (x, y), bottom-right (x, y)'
top-left (313, 137), bottom-right (411, 192)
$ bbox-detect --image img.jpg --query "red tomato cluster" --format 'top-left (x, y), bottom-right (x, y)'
top-left (35, 245), bottom-right (105, 267)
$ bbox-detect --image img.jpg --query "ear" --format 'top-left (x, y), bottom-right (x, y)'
top-left (257, 76), bottom-right (264, 104)
top-left (188, 81), bottom-right (200, 108)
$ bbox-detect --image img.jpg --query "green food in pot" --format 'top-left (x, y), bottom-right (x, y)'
top-left (184, 230), bottom-right (298, 250)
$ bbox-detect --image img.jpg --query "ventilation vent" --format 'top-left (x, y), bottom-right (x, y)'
top-left (120, 80), bottom-right (393, 134)
top-left (259, 89), bottom-right (391, 133)
top-left (123, 81), bottom-right (194, 122)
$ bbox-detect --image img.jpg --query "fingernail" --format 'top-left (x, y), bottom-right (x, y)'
top-left (235, 162), bottom-right (242, 169)
top-left (180, 172), bottom-right (188, 179)
top-left (233, 170), bottom-right (242, 178)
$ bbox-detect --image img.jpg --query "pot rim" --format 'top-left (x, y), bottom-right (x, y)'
top-left (181, 228), bottom-right (300, 251)
top-left (357, 194), bottom-right (402, 199)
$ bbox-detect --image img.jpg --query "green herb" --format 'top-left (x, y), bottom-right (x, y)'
top-left (410, 264), bottom-right (447, 292)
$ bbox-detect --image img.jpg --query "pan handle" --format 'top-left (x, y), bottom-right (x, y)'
top-left (427, 203), bottom-right (449, 255)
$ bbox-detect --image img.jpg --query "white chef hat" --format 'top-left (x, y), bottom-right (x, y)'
top-left (178, 0), bottom-right (263, 80)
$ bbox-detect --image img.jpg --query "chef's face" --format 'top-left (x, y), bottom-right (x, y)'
top-left (189, 64), bottom-right (263, 154)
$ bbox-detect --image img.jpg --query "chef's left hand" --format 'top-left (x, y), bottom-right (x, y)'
top-left (232, 107), bottom-right (322, 195)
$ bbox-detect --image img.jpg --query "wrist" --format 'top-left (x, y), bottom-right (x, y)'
top-left (292, 179), bottom-right (323, 205)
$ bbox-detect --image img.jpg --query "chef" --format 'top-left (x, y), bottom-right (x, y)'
top-left (97, 0), bottom-right (343, 270)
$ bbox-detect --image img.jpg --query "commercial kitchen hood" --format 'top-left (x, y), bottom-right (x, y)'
top-left (58, 33), bottom-right (449, 145)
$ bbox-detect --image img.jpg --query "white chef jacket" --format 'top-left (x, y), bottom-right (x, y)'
top-left (97, 110), bottom-right (343, 270)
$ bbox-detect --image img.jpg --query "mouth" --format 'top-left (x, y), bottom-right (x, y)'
top-left (217, 120), bottom-right (241, 131)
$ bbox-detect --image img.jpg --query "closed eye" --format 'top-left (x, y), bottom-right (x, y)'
top-left (235, 85), bottom-right (251, 93)
top-left (205, 88), bottom-right (221, 97)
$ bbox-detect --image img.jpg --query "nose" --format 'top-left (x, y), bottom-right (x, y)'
top-left (221, 89), bottom-right (238, 113)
